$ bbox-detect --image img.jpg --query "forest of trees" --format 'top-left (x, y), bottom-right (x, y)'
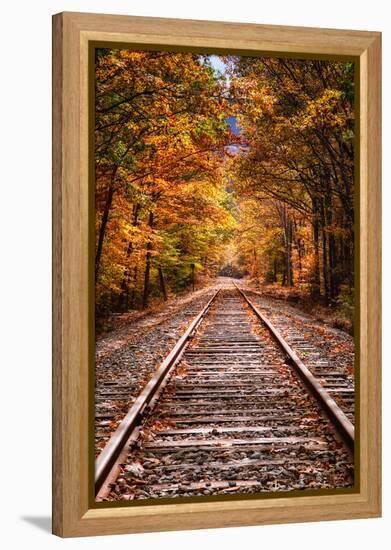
top-left (95, 49), bottom-right (355, 320)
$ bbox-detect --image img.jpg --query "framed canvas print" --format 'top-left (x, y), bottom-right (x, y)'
top-left (52, 12), bottom-right (381, 537)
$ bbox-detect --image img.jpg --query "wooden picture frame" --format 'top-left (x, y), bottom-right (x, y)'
top-left (52, 11), bottom-right (381, 537)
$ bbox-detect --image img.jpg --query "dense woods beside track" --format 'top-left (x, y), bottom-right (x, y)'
top-left (95, 50), bottom-right (355, 322)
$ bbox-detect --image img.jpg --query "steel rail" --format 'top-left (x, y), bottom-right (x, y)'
top-left (95, 287), bottom-right (221, 496)
top-left (234, 283), bottom-right (355, 451)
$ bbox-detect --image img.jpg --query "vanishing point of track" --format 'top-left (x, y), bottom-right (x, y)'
top-left (95, 282), bottom-right (355, 501)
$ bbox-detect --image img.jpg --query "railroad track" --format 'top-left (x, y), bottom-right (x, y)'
top-left (95, 283), bottom-right (355, 501)
top-left (94, 291), bottom-right (217, 457)
top-left (236, 287), bottom-right (355, 422)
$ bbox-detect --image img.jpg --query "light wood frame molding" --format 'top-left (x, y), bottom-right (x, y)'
top-left (52, 11), bottom-right (381, 538)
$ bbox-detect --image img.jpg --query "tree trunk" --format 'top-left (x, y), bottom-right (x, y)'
top-left (311, 198), bottom-right (321, 298)
top-left (95, 182), bottom-right (115, 282)
top-left (344, 225), bottom-right (354, 288)
top-left (118, 203), bottom-right (140, 309)
top-left (320, 204), bottom-right (330, 303)
top-left (324, 188), bottom-right (337, 301)
top-left (296, 237), bottom-right (302, 281)
top-left (191, 263), bottom-right (195, 291)
top-left (158, 266), bottom-right (167, 300)
top-left (329, 231), bottom-right (337, 299)
top-left (293, 218), bottom-right (302, 283)
top-left (273, 257), bottom-right (277, 283)
top-left (130, 266), bottom-right (138, 309)
top-left (281, 206), bottom-right (293, 287)
top-left (142, 211), bottom-right (154, 309)
top-left (287, 218), bottom-right (293, 286)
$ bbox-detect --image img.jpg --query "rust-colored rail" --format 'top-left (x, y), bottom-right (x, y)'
top-left (95, 288), bottom-right (221, 496)
top-left (234, 283), bottom-right (355, 451)
top-left (95, 282), bottom-right (355, 500)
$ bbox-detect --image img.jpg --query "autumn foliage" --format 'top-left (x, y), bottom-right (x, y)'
top-left (229, 58), bottom-right (355, 308)
top-left (95, 50), bottom-right (355, 319)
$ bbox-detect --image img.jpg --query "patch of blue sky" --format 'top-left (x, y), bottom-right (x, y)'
top-left (203, 55), bottom-right (241, 151)
top-left (209, 55), bottom-right (226, 74)
top-left (227, 116), bottom-right (240, 136)
top-left (208, 54), bottom-right (231, 85)
top-left (227, 144), bottom-right (240, 154)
